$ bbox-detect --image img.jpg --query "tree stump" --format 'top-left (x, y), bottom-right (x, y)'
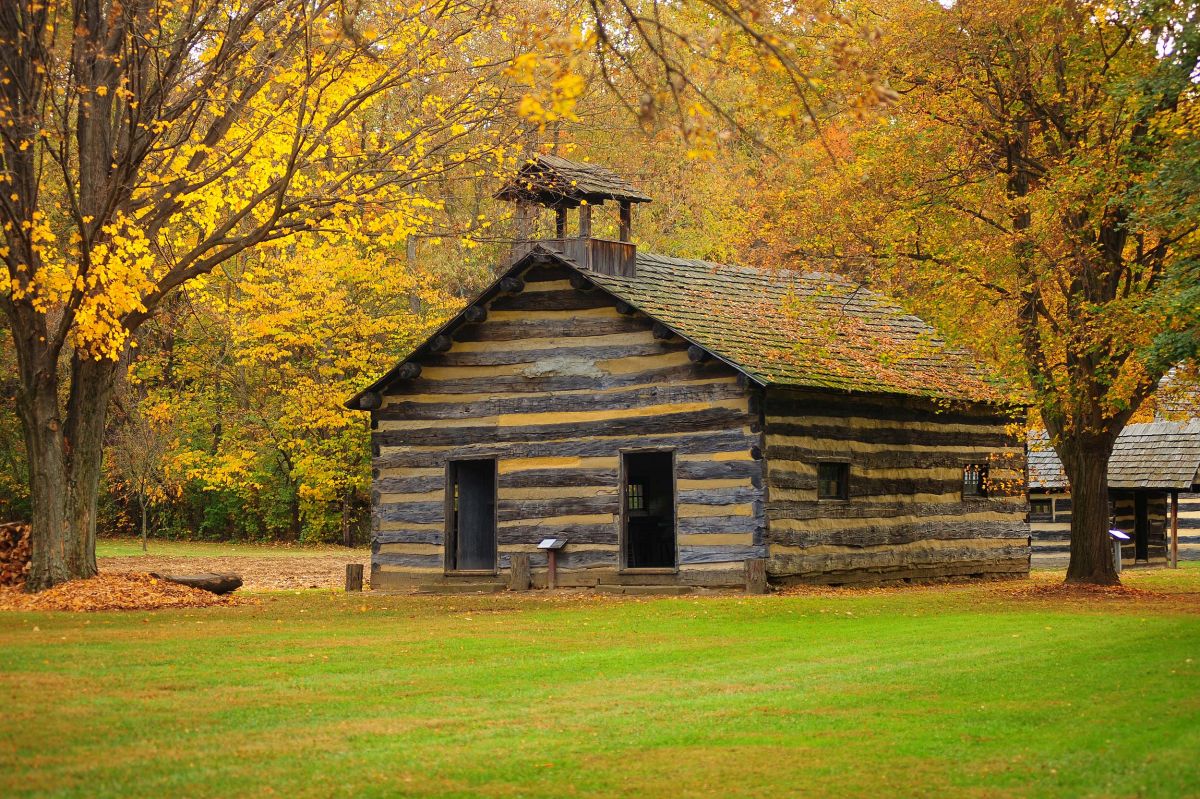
top-left (345, 563), bottom-right (364, 592)
top-left (508, 553), bottom-right (531, 591)
top-left (744, 558), bottom-right (767, 595)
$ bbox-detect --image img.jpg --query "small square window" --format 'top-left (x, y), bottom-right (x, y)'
top-left (1029, 499), bottom-right (1052, 522)
top-left (627, 483), bottom-right (645, 511)
top-left (963, 464), bottom-right (988, 498)
top-left (818, 462), bottom-right (849, 500)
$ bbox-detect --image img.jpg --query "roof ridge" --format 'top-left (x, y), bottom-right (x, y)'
top-left (637, 249), bottom-right (849, 279)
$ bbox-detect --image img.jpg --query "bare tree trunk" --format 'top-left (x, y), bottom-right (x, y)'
top-left (65, 357), bottom-right (117, 575)
top-left (288, 483), bottom-right (301, 542)
top-left (139, 493), bottom-right (148, 553)
top-left (21, 387), bottom-right (73, 590)
top-left (19, 355), bottom-right (118, 591)
top-left (1060, 438), bottom-right (1119, 585)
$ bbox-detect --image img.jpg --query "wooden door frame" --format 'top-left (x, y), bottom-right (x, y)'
top-left (617, 447), bottom-right (679, 573)
top-left (443, 457), bottom-right (499, 575)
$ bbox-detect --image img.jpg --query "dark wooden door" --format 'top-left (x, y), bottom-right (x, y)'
top-left (451, 460), bottom-right (496, 571)
top-left (1134, 493), bottom-right (1149, 562)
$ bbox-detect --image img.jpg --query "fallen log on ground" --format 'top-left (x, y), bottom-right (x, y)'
top-left (149, 572), bottom-right (243, 595)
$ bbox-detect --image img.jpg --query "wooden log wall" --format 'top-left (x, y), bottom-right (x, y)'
top-left (370, 262), bottom-right (764, 589)
top-left (1029, 489), bottom-right (1189, 567)
top-left (762, 389), bottom-right (1029, 584)
top-left (1181, 492), bottom-right (1200, 563)
top-left (1111, 491), bottom-right (1169, 563)
top-left (1028, 490), bottom-right (1072, 568)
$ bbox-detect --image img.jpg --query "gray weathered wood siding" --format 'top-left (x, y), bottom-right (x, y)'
top-left (1111, 491), bottom-right (1168, 563)
top-left (369, 263), bottom-right (763, 588)
top-left (1181, 491), bottom-right (1200, 562)
top-left (1028, 490), bottom-right (1072, 568)
top-left (1029, 489), bottom-right (1198, 566)
top-left (762, 389), bottom-right (1029, 583)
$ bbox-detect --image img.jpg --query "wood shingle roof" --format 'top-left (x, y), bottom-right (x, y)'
top-left (1028, 421), bottom-right (1200, 491)
top-left (587, 251), bottom-right (1008, 403)
top-left (347, 246), bottom-right (1012, 409)
top-left (494, 154), bottom-right (652, 207)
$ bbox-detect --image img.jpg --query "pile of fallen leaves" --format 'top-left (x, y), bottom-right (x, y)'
top-left (0, 572), bottom-right (238, 612)
top-left (0, 522), bottom-right (31, 588)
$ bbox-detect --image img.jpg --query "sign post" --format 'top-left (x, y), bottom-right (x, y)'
top-left (538, 538), bottom-right (567, 589)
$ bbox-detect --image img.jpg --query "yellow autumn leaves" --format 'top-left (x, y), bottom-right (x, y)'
top-left (9, 212), bottom-right (157, 361)
top-left (125, 240), bottom-right (462, 535)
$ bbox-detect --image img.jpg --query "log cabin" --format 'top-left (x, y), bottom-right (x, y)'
top-left (347, 156), bottom-right (1029, 591)
top-left (1028, 421), bottom-right (1200, 568)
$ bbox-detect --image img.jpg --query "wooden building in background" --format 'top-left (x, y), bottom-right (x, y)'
top-left (347, 157), bottom-right (1029, 591)
top-left (1028, 421), bottom-right (1200, 567)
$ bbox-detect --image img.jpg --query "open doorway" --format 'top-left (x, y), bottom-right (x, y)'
top-left (1134, 493), bottom-right (1149, 562)
top-left (622, 451), bottom-right (676, 569)
top-left (446, 459), bottom-right (496, 571)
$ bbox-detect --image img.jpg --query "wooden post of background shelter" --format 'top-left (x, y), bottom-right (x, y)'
top-left (509, 553), bottom-right (531, 591)
top-left (578, 203), bottom-right (591, 238)
top-left (514, 201), bottom-right (536, 259)
top-left (619, 200), bottom-right (631, 242)
top-left (345, 563), bottom-right (364, 592)
top-left (745, 558), bottom-right (767, 594)
top-left (1171, 490), bottom-right (1179, 569)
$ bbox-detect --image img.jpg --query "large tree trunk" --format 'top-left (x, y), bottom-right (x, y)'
top-left (1059, 437), bottom-right (1119, 585)
top-left (19, 355), bottom-right (119, 592)
top-left (21, 386), bottom-right (74, 590)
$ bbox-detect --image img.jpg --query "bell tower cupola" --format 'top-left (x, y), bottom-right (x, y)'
top-left (495, 154), bottom-right (651, 276)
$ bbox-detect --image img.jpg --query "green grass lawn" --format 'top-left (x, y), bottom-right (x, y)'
top-left (96, 537), bottom-right (368, 558)
top-left (1, 571), bottom-right (1198, 798)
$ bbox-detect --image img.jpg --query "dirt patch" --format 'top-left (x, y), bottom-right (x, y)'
top-left (982, 576), bottom-right (1200, 610)
top-left (0, 572), bottom-right (237, 612)
top-left (99, 553), bottom-right (370, 591)
top-left (996, 580), bottom-right (1151, 599)
top-left (772, 570), bottom-right (1200, 612)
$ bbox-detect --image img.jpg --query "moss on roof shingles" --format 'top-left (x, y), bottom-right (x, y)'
top-left (588, 251), bottom-right (1008, 403)
top-left (495, 154), bottom-right (653, 206)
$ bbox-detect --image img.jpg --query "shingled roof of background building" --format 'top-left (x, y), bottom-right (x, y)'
top-left (586, 251), bottom-right (1010, 403)
top-left (494, 154), bottom-right (653, 207)
top-left (1028, 420), bottom-right (1200, 490)
top-left (1153, 365), bottom-right (1200, 420)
